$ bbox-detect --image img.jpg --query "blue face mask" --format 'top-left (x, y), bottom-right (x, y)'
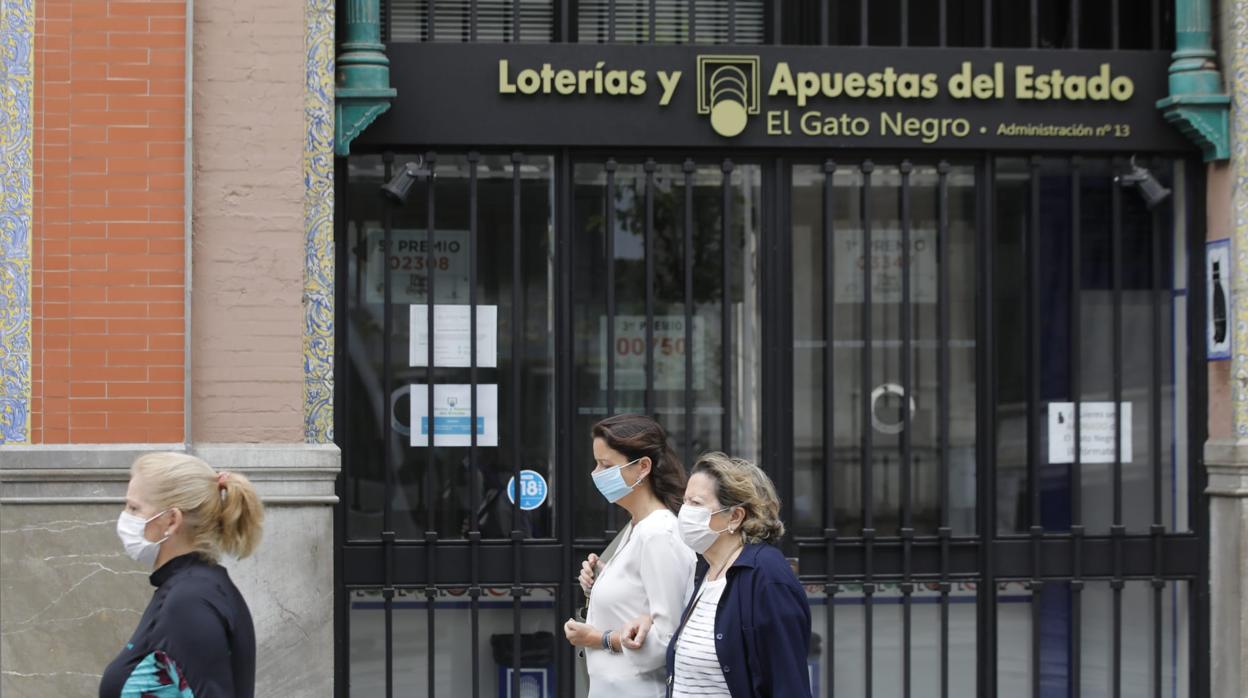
top-left (591, 457), bottom-right (645, 503)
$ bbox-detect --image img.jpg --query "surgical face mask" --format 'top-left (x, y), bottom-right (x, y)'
top-left (677, 504), bottom-right (735, 554)
top-left (117, 510), bottom-right (170, 566)
top-left (591, 457), bottom-right (645, 503)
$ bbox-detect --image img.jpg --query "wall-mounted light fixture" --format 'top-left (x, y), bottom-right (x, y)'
top-left (1116, 156), bottom-right (1171, 209)
top-left (380, 158), bottom-right (430, 205)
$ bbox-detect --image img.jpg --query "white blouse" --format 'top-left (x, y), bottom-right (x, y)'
top-left (671, 577), bottom-right (731, 697)
top-left (585, 509), bottom-right (696, 698)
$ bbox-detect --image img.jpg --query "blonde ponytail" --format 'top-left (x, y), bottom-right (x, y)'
top-left (216, 471), bottom-right (264, 559)
top-left (131, 453), bottom-right (265, 561)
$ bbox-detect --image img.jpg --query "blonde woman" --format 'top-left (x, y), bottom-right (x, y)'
top-left (99, 453), bottom-right (264, 698)
top-left (628, 452), bottom-right (812, 698)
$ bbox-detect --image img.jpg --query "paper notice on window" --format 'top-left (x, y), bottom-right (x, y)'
top-left (409, 304), bottom-right (498, 368)
top-left (410, 384), bottom-right (498, 447)
top-left (1047, 402), bottom-right (1132, 464)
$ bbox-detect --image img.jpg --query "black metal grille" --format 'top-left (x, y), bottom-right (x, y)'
top-left (336, 150), bottom-right (1207, 697)
top-left (378, 0), bottom-right (1173, 47)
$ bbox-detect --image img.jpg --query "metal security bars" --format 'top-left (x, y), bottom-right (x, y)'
top-left (378, 0), bottom-right (1174, 47)
top-left (337, 151), bottom-right (1206, 697)
top-left (787, 155), bottom-right (1203, 697)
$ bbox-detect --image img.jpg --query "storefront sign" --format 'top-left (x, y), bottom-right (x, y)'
top-left (364, 45), bottom-right (1190, 151)
top-left (1047, 402), bottom-right (1132, 464)
top-left (410, 304), bottom-right (498, 368)
top-left (411, 384), bottom-right (499, 447)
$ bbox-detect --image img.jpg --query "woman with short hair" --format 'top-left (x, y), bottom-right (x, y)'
top-left (654, 452), bottom-right (812, 698)
top-left (99, 452), bottom-right (264, 698)
top-left (563, 414), bottom-right (697, 697)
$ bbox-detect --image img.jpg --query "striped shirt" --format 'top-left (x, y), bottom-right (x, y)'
top-left (671, 577), bottom-right (731, 697)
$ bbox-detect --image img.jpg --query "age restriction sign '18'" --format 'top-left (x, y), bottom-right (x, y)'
top-left (506, 469), bottom-right (549, 511)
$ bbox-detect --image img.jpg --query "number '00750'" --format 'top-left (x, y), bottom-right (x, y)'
top-left (616, 337), bottom-right (686, 356)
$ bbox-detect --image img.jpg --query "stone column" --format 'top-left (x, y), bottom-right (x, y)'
top-left (0, 445), bottom-right (339, 697)
top-left (1206, 1), bottom-right (1248, 696)
top-left (1202, 442), bottom-right (1247, 696)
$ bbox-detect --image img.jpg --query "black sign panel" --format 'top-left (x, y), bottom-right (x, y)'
top-left (360, 44), bottom-right (1191, 152)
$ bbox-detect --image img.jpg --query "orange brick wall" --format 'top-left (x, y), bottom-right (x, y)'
top-left (32, 0), bottom-right (187, 443)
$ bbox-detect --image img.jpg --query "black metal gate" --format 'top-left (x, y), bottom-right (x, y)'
top-left (333, 148), bottom-right (1207, 697)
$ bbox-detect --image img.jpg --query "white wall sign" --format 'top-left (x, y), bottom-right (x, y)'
top-left (833, 227), bottom-right (937, 304)
top-left (410, 384), bottom-right (499, 447)
top-left (1206, 238), bottom-right (1232, 361)
top-left (598, 315), bottom-right (709, 391)
top-left (409, 304), bottom-right (498, 368)
top-left (365, 227), bottom-right (470, 304)
top-left (1048, 402), bottom-right (1132, 464)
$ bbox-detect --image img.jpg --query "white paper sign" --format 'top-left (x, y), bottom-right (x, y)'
top-left (409, 305), bottom-right (498, 368)
top-left (1048, 402), bottom-right (1132, 464)
top-left (365, 227), bottom-right (470, 304)
top-left (410, 384), bottom-right (499, 447)
top-left (599, 315), bottom-right (709, 391)
top-left (833, 227), bottom-right (938, 304)
top-left (1207, 238), bottom-right (1232, 361)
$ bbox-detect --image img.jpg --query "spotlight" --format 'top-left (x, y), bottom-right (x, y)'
top-left (1116, 156), bottom-right (1171, 209)
top-left (380, 159), bottom-right (429, 205)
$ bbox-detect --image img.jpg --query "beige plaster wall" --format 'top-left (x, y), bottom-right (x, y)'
top-left (1208, 163), bottom-right (1234, 440)
top-left (190, 0), bottom-right (307, 442)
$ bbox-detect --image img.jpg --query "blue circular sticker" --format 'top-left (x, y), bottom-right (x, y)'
top-left (506, 470), bottom-right (548, 511)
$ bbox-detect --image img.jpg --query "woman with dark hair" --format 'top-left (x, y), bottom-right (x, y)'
top-left (563, 414), bottom-right (696, 697)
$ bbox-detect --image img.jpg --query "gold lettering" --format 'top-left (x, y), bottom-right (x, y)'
top-left (767, 111), bottom-right (786, 135)
top-left (948, 63), bottom-right (974, 99)
top-left (629, 70), bottom-right (647, 95)
top-left (605, 70), bottom-right (629, 95)
top-left (555, 69), bottom-right (577, 95)
top-left (844, 73), bottom-right (866, 98)
top-left (1015, 66), bottom-right (1035, 99)
top-left (499, 60), bottom-right (517, 94)
top-left (656, 70), bottom-right (682, 106)
top-left (797, 72), bottom-right (820, 107)
top-left (769, 63), bottom-right (796, 99)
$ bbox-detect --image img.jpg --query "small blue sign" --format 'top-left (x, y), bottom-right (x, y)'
top-left (506, 469), bottom-right (549, 511)
top-left (420, 416), bottom-right (486, 436)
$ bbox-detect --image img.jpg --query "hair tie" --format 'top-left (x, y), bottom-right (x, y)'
top-left (217, 471), bottom-right (230, 491)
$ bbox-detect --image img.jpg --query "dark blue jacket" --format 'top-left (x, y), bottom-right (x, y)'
top-left (665, 543), bottom-right (812, 698)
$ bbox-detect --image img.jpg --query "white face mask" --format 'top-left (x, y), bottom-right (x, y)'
top-left (116, 510), bottom-right (170, 566)
top-left (677, 504), bottom-right (735, 554)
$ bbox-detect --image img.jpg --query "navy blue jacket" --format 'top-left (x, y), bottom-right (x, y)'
top-left (665, 543), bottom-right (813, 698)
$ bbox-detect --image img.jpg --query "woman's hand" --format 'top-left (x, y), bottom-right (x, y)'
top-left (578, 553), bottom-right (600, 595)
top-left (620, 613), bottom-right (652, 650)
top-left (563, 619), bottom-right (603, 648)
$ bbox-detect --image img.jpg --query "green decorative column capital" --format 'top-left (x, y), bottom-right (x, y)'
top-left (335, 0), bottom-right (396, 156)
top-left (1156, 0), bottom-right (1230, 161)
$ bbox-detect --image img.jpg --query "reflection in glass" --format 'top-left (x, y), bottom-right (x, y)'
top-left (993, 158), bottom-right (1186, 536)
top-left (996, 581), bottom-right (1188, 698)
top-left (791, 162), bottom-right (979, 537)
top-left (343, 154), bottom-right (557, 541)
top-left (571, 161), bottom-right (763, 538)
top-left (349, 587), bottom-right (558, 697)
top-left (811, 583), bottom-right (977, 697)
